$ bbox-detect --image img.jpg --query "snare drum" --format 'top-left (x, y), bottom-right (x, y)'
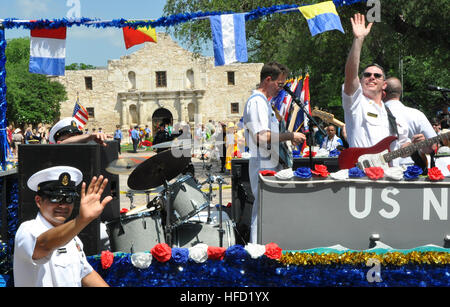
top-left (169, 175), bottom-right (209, 227)
top-left (106, 209), bottom-right (165, 253)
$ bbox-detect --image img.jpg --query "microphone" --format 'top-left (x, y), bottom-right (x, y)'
top-left (428, 85), bottom-right (450, 92)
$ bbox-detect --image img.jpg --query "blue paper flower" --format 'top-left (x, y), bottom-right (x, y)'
top-left (224, 245), bottom-right (248, 263)
top-left (404, 165), bottom-right (423, 180)
top-left (171, 248), bottom-right (189, 264)
top-left (294, 167), bottom-right (312, 178)
top-left (329, 149), bottom-right (340, 157)
top-left (348, 167), bottom-right (365, 178)
top-left (292, 150), bottom-right (301, 158)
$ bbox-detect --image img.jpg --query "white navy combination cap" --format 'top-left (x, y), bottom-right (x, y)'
top-left (27, 166), bottom-right (83, 195)
top-left (49, 117), bottom-right (82, 144)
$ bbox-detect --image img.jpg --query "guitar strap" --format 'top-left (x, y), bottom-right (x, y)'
top-left (384, 105), bottom-right (399, 138)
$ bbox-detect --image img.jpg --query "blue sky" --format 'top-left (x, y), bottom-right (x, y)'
top-left (1, 0), bottom-right (211, 67)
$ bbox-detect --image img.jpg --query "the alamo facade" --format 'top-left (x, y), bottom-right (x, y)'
top-left (54, 33), bottom-right (263, 134)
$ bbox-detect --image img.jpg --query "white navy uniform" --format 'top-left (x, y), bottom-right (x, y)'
top-left (342, 84), bottom-right (410, 166)
top-left (243, 90), bottom-right (281, 243)
top-left (13, 166), bottom-right (93, 287)
top-left (384, 99), bottom-right (437, 165)
top-left (13, 212), bottom-right (93, 287)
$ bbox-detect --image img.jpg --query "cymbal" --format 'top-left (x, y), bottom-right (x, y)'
top-left (127, 149), bottom-right (191, 190)
top-left (151, 139), bottom-right (225, 149)
top-left (105, 157), bottom-right (149, 175)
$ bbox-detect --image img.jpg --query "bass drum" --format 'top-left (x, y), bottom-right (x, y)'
top-left (106, 208), bottom-right (165, 253)
top-left (172, 220), bottom-right (236, 248)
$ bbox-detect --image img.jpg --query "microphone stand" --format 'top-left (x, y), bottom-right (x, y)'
top-left (283, 85), bottom-right (326, 168)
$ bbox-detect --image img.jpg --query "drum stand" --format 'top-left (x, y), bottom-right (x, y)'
top-left (126, 191), bottom-right (135, 210)
top-left (201, 164), bottom-right (215, 224)
top-left (216, 175), bottom-right (226, 247)
top-left (162, 179), bottom-right (175, 246)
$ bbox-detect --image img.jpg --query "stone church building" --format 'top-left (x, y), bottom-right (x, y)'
top-left (54, 33), bottom-right (263, 135)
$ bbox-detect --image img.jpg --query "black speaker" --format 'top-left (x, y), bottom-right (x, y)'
top-left (99, 140), bottom-right (120, 223)
top-left (231, 159), bottom-right (254, 244)
top-left (17, 143), bottom-right (119, 256)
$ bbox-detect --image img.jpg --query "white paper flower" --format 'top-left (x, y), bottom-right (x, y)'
top-left (329, 169), bottom-right (349, 180)
top-left (188, 243), bottom-right (208, 263)
top-left (275, 168), bottom-right (294, 180)
top-left (131, 252), bottom-right (152, 269)
top-left (384, 166), bottom-right (404, 181)
top-left (316, 148), bottom-right (329, 158)
top-left (245, 243), bottom-right (266, 259)
top-left (241, 152), bottom-right (251, 159)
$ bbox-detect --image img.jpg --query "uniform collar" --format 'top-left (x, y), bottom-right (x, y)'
top-left (384, 99), bottom-right (404, 108)
top-left (36, 212), bottom-right (55, 230)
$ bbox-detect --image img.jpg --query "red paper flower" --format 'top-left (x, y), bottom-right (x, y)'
top-left (264, 242), bottom-right (282, 260)
top-left (207, 246), bottom-right (227, 260)
top-left (150, 243), bottom-right (172, 262)
top-left (448, 165), bottom-right (450, 172)
top-left (303, 151), bottom-right (317, 158)
top-left (428, 167), bottom-right (445, 181)
top-left (259, 170), bottom-right (277, 176)
top-left (120, 208), bottom-right (129, 214)
top-left (364, 167), bottom-right (384, 180)
top-left (311, 164), bottom-right (329, 177)
top-left (101, 250), bottom-right (114, 269)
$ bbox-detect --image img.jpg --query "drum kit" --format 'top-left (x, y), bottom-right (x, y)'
top-left (105, 139), bottom-right (235, 253)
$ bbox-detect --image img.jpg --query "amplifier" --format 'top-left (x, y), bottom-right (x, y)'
top-left (230, 157), bottom-right (339, 244)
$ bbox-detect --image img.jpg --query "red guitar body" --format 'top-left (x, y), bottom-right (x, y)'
top-left (338, 136), bottom-right (397, 169)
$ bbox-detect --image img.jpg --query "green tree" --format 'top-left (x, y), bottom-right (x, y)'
top-left (65, 63), bottom-right (97, 70)
top-left (5, 37), bottom-right (67, 126)
top-left (164, 0), bottom-right (450, 120)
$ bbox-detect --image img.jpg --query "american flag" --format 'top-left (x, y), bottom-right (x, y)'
top-left (72, 98), bottom-right (89, 130)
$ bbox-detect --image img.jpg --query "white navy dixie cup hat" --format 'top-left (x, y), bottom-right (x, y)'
top-left (49, 117), bottom-right (82, 144)
top-left (27, 166), bottom-right (83, 194)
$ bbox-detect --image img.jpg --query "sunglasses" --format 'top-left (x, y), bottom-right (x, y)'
top-left (363, 72), bottom-right (384, 79)
top-left (45, 194), bottom-right (78, 204)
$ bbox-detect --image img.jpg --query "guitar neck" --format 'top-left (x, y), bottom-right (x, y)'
top-left (311, 108), bottom-right (345, 128)
top-left (384, 132), bottom-right (449, 162)
top-left (330, 118), bottom-right (345, 128)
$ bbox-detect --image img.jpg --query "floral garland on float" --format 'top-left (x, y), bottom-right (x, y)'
top-left (262, 163), bottom-right (448, 182)
top-left (84, 242), bottom-right (450, 287)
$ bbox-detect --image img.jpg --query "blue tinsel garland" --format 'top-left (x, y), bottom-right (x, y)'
top-left (0, 0), bottom-right (366, 30)
top-left (0, 27), bottom-right (10, 171)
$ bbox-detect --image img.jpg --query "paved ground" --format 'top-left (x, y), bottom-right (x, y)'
top-left (117, 148), bottom-right (233, 212)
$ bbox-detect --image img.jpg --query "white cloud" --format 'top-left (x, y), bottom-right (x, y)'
top-left (16, 0), bottom-right (51, 18)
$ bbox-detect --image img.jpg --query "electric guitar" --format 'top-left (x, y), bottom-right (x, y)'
top-left (311, 107), bottom-right (345, 128)
top-left (338, 132), bottom-right (450, 170)
top-left (271, 105), bottom-right (293, 168)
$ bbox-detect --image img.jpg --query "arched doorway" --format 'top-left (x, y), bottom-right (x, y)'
top-left (152, 108), bottom-right (173, 135)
